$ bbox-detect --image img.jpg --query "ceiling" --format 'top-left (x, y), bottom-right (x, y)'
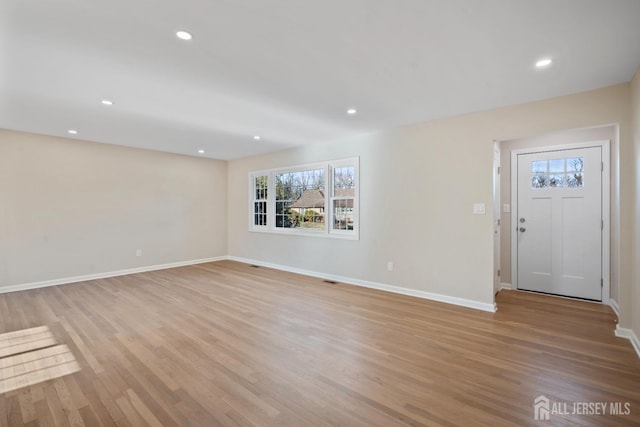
top-left (1, 1), bottom-right (639, 160)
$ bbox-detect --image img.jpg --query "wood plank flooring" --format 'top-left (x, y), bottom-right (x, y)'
top-left (0, 260), bottom-right (639, 426)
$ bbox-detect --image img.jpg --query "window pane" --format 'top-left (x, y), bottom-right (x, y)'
top-left (334, 166), bottom-right (355, 190)
top-left (254, 176), bottom-right (267, 198)
top-left (275, 201), bottom-right (288, 215)
top-left (254, 214), bottom-right (266, 226)
top-left (298, 208), bottom-right (324, 229)
top-left (275, 214), bottom-right (287, 228)
top-left (333, 199), bottom-right (354, 230)
top-left (253, 176), bottom-right (268, 227)
top-left (532, 160), bottom-right (547, 174)
top-left (253, 202), bottom-right (267, 226)
top-left (275, 168), bottom-right (325, 229)
top-left (548, 159), bottom-right (564, 173)
top-left (549, 174), bottom-right (564, 187)
top-left (567, 157), bottom-right (584, 173)
top-left (532, 175), bottom-right (548, 188)
top-left (567, 173), bottom-right (584, 188)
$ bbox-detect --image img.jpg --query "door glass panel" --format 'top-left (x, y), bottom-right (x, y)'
top-left (567, 173), bottom-right (584, 188)
top-left (531, 160), bottom-right (547, 188)
top-left (532, 174), bottom-right (548, 188)
top-left (549, 159), bottom-right (564, 173)
top-left (567, 157), bottom-right (584, 173)
top-left (567, 157), bottom-right (584, 187)
top-left (531, 157), bottom-right (584, 189)
top-left (549, 174), bottom-right (564, 187)
top-left (532, 160), bottom-right (547, 174)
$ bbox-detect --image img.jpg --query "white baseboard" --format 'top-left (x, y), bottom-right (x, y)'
top-left (227, 256), bottom-right (496, 313)
top-left (500, 283), bottom-right (512, 291)
top-left (610, 298), bottom-right (620, 318)
top-left (0, 257), bottom-right (227, 294)
top-left (615, 326), bottom-right (640, 359)
top-left (0, 255), bottom-right (497, 313)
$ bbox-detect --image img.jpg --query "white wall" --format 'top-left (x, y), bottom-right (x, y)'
top-left (0, 129), bottom-right (228, 289)
top-left (1, 83), bottom-right (635, 329)
top-left (228, 84), bottom-right (632, 311)
top-left (499, 125), bottom-right (618, 302)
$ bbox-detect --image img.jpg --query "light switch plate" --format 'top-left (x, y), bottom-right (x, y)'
top-left (473, 203), bottom-right (486, 215)
top-left (503, 204), bottom-right (510, 213)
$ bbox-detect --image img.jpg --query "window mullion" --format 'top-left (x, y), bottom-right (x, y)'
top-left (326, 164), bottom-right (331, 234)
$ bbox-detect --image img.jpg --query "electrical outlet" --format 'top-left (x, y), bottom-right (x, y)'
top-left (387, 261), bottom-right (394, 272)
top-left (136, 249), bottom-right (142, 257)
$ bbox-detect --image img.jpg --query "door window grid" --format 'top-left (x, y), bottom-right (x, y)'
top-left (531, 157), bottom-right (584, 189)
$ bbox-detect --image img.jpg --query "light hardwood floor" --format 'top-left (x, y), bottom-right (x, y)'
top-left (1, 260), bottom-right (639, 426)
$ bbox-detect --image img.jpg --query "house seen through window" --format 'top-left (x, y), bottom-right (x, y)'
top-left (250, 158), bottom-right (358, 238)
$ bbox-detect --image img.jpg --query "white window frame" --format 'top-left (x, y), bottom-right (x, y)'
top-left (249, 157), bottom-right (359, 240)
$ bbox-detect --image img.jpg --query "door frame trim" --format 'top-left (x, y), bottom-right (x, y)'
top-left (510, 140), bottom-right (610, 303)
top-left (493, 141), bottom-right (501, 295)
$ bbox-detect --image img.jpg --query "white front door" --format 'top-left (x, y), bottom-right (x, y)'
top-left (516, 146), bottom-right (602, 300)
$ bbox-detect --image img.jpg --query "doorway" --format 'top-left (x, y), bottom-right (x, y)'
top-left (511, 141), bottom-right (610, 302)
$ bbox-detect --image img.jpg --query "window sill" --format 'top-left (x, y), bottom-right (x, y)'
top-left (249, 227), bottom-right (359, 240)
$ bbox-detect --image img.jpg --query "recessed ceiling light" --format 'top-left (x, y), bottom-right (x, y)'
top-left (535, 58), bottom-right (552, 68)
top-left (101, 99), bottom-right (114, 106)
top-left (67, 129), bottom-right (78, 135)
top-left (347, 108), bottom-right (357, 115)
top-left (176, 31), bottom-right (193, 41)
top-left (253, 135), bottom-right (261, 140)
top-left (198, 149), bottom-right (205, 154)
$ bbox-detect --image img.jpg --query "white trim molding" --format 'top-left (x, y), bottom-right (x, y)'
top-left (1, 254), bottom-right (498, 313)
top-left (500, 283), bottom-right (512, 291)
top-left (610, 298), bottom-right (620, 318)
top-left (227, 256), bottom-right (497, 313)
top-left (0, 257), bottom-right (226, 294)
top-left (615, 326), bottom-right (640, 359)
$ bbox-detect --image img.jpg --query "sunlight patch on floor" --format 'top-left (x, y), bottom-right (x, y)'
top-left (0, 326), bottom-right (80, 394)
